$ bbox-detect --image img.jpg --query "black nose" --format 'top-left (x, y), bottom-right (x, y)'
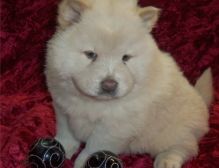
top-left (101, 79), bottom-right (118, 94)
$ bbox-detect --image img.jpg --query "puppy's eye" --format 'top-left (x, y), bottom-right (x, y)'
top-left (122, 55), bottom-right (132, 63)
top-left (84, 51), bottom-right (98, 61)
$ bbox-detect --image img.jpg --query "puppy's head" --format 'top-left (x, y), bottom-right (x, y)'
top-left (47, 0), bottom-right (160, 100)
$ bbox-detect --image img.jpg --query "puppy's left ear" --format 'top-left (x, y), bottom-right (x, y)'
top-left (57, 0), bottom-right (91, 29)
top-left (138, 7), bottom-right (161, 32)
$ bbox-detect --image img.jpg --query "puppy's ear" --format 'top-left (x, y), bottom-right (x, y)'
top-left (138, 6), bottom-right (161, 32)
top-left (120, 0), bottom-right (138, 6)
top-left (58, 0), bottom-right (90, 29)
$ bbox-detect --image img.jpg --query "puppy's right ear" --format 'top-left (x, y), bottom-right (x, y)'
top-left (138, 6), bottom-right (161, 32)
top-left (58, 0), bottom-right (90, 29)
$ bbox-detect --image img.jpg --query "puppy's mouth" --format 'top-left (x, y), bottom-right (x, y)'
top-left (72, 79), bottom-right (118, 101)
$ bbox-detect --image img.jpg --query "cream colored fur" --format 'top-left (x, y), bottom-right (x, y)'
top-left (195, 68), bottom-right (213, 106)
top-left (45, 0), bottom-right (211, 167)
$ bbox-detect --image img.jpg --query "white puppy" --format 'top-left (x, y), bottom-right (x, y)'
top-left (45, 0), bottom-right (212, 167)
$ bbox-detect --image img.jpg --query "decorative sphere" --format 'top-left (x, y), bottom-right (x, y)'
top-left (28, 138), bottom-right (65, 168)
top-left (85, 151), bottom-right (123, 168)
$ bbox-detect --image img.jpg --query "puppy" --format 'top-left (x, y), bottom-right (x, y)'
top-left (45, 0), bottom-right (212, 167)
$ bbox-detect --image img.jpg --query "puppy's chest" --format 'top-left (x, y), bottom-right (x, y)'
top-left (67, 100), bottom-right (105, 141)
top-left (67, 100), bottom-right (147, 142)
top-left (69, 115), bottom-right (96, 142)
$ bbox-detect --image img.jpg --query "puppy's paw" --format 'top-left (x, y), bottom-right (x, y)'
top-left (74, 150), bottom-right (90, 168)
top-left (55, 136), bottom-right (80, 159)
top-left (154, 152), bottom-right (183, 168)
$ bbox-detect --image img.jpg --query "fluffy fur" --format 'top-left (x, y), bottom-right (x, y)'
top-left (45, 0), bottom-right (211, 167)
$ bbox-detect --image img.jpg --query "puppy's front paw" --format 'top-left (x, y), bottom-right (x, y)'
top-left (74, 151), bottom-right (89, 168)
top-left (154, 152), bottom-right (183, 168)
top-left (55, 136), bottom-right (80, 159)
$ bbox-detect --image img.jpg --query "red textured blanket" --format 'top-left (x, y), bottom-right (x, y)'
top-left (0, 0), bottom-right (219, 167)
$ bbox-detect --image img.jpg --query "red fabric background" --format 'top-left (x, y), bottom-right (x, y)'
top-left (0, 0), bottom-right (219, 167)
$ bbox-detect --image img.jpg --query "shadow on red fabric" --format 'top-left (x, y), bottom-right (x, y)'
top-left (0, 0), bottom-right (219, 167)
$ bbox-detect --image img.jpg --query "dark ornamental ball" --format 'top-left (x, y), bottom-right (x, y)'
top-left (85, 151), bottom-right (123, 168)
top-left (28, 138), bottom-right (65, 168)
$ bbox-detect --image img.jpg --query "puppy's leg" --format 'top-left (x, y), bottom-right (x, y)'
top-left (74, 123), bottom-right (129, 168)
top-left (154, 143), bottom-right (198, 168)
top-left (54, 104), bottom-right (80, 158)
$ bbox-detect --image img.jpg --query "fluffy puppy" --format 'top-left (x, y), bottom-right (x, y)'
top-left (45, 0), bottom-right (212, 167)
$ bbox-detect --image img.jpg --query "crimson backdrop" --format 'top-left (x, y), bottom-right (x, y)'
top-left (0, 0), bottom-right (219, 167)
